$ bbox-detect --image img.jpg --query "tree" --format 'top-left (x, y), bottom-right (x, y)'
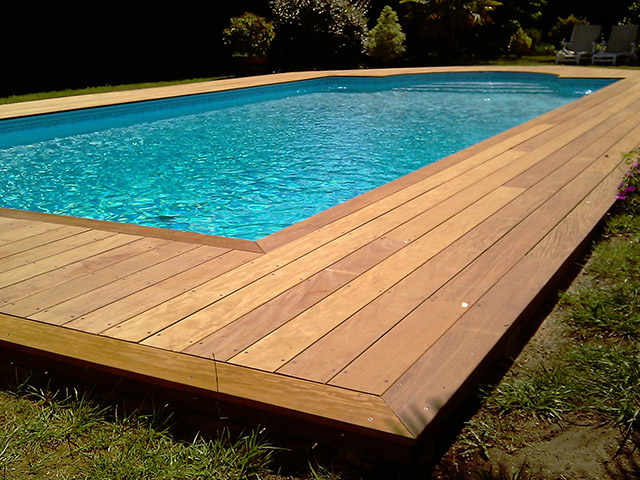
top-left (270, 0), bottom-right (370, 70)
top-left (367, 5), bottom-right (406, 63)
top-left (400, 0), bottom-right (501, 61)
top-left (222, 13), bottom-right (275, 58)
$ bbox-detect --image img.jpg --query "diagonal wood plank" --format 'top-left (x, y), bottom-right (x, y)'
top-left (230, 186), bottom-right (524, 372)
top-left (70, 249), bottom-right (260, 335)
top-left (329, 129), bottom-right (635, 394)
top-left (0, 225), bottom-right (89, 258)
top-left (0, 237), bottom-right (171, 306)
top-left (28, 243), bottom-right (210, 324)
top-left (0, 230), bottom-right (117, 279)
top-left (2, 240), bottom-right (195, 318)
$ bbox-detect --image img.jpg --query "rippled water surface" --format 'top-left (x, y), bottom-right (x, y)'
top-left (0, 73), bottom-right (615, 240)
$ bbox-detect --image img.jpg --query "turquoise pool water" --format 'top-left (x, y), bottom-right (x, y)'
top-left (0, 73), bottom-right (616, 240)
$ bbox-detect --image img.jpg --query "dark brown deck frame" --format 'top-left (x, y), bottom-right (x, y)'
top-left (1, 66), bottom-right (638, 460)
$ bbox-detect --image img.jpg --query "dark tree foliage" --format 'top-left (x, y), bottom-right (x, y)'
top-left (2, 0), bottom-right (639, 97)
top-left (1, 2), bottom-right (270, 96)
top-left (399, 0), bottom-right (501, 62)
top-left (269, 0), bottom-right (370, 70)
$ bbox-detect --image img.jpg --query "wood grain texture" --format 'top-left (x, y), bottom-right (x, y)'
top-left (0, 237), bottom-right (170, 307)
top-left (382, 256), bottom-right (559, 437)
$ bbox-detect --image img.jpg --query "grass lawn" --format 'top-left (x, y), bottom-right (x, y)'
top-left (0, 77), bottom-right (232, 106)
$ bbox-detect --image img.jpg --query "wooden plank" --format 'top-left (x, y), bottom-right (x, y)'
top-left (98, 249), bottom-right (262, 341)
top-left (0, 230), bottom-right (116, 277)
top-left (0, 233), bottom-right (142, 289)
top-left (506, 90), bottom-right (640, 189)
top-left (382, 156), bottom-right (629, 435)
top-left (2, 240), bottom-right (194, 317)
top-left (182, 236), bottom-right (406, 360)
top-left (230, 186), bottom-right (524, 372)
top-left (382, 255), bottom-right (558, 438)
top-left (0, 313), bottom-right (413, 440)
top-left (0, 237), bottom-right (171, 306)
top-left (0, 218), bottom-right (74, 243)
top-left (529, 155), bottom-right (636, 260)
top-left (0, 225), bottom-right (90, 259)
top-left (67, 249), bottom-right (260, 335)
top-left (328, 141), bottom-right (629, 394)
top-left (276, 243), bottom-right (483, 383)
top-left (28, 243), bottom-right (209, 324)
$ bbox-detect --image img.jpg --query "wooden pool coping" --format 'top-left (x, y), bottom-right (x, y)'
top-left (1, 66), bottom-right (638, 460)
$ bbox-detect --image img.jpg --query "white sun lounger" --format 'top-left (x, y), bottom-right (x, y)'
top-left (556, 24), bottom-right (601, 64)
top-left (592, 25), bottom-right (639, 65)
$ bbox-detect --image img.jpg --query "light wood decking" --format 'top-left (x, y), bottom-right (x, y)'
top-left (1, 66), bottom-right (638, 458)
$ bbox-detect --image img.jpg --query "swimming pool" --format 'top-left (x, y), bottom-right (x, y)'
top-left (0, 73), bottom-right (616, 240)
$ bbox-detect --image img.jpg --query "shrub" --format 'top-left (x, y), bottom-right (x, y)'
top-left (367, 5), bottom-right (406, 63)
top-left (269, 0), bottom-right (369, 70)
top-left (222, 12), bottom-right (275, 58)
top-left (508, 27), bottom-right (532, 55)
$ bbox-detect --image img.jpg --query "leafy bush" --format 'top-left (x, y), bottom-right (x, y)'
top-left (508, 27), bottom-right (532, 55)
top-left (367, 5), bottom-right (406, 63)
top-left (269, 0), bottom-right (370, 70)
top-left (222, 12), bottom-right (275, 58)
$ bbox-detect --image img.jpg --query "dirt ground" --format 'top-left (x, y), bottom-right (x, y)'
top-left (426, 293), bottom-right (640, 480)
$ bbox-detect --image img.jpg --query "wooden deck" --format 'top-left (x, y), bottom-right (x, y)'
top-left (1, 66), bottom-right (639, 459)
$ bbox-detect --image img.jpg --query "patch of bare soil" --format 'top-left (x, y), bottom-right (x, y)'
top-left (483, 424), bottom-right (640, 479)
top-left (428, 286), bottom-right (640, 480)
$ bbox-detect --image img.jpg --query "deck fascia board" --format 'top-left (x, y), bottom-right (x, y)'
top-left (0, 207), bottom-right (264, 253)
top-left (0, 312), bottom-right (414, 441)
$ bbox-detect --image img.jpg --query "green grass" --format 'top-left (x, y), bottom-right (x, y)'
top-left (458, 149), bottom-right (640, 465)
top-left (0, 77), bottom-right (232, 105)
top-left (0, 379), bottom-right (277, 479)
